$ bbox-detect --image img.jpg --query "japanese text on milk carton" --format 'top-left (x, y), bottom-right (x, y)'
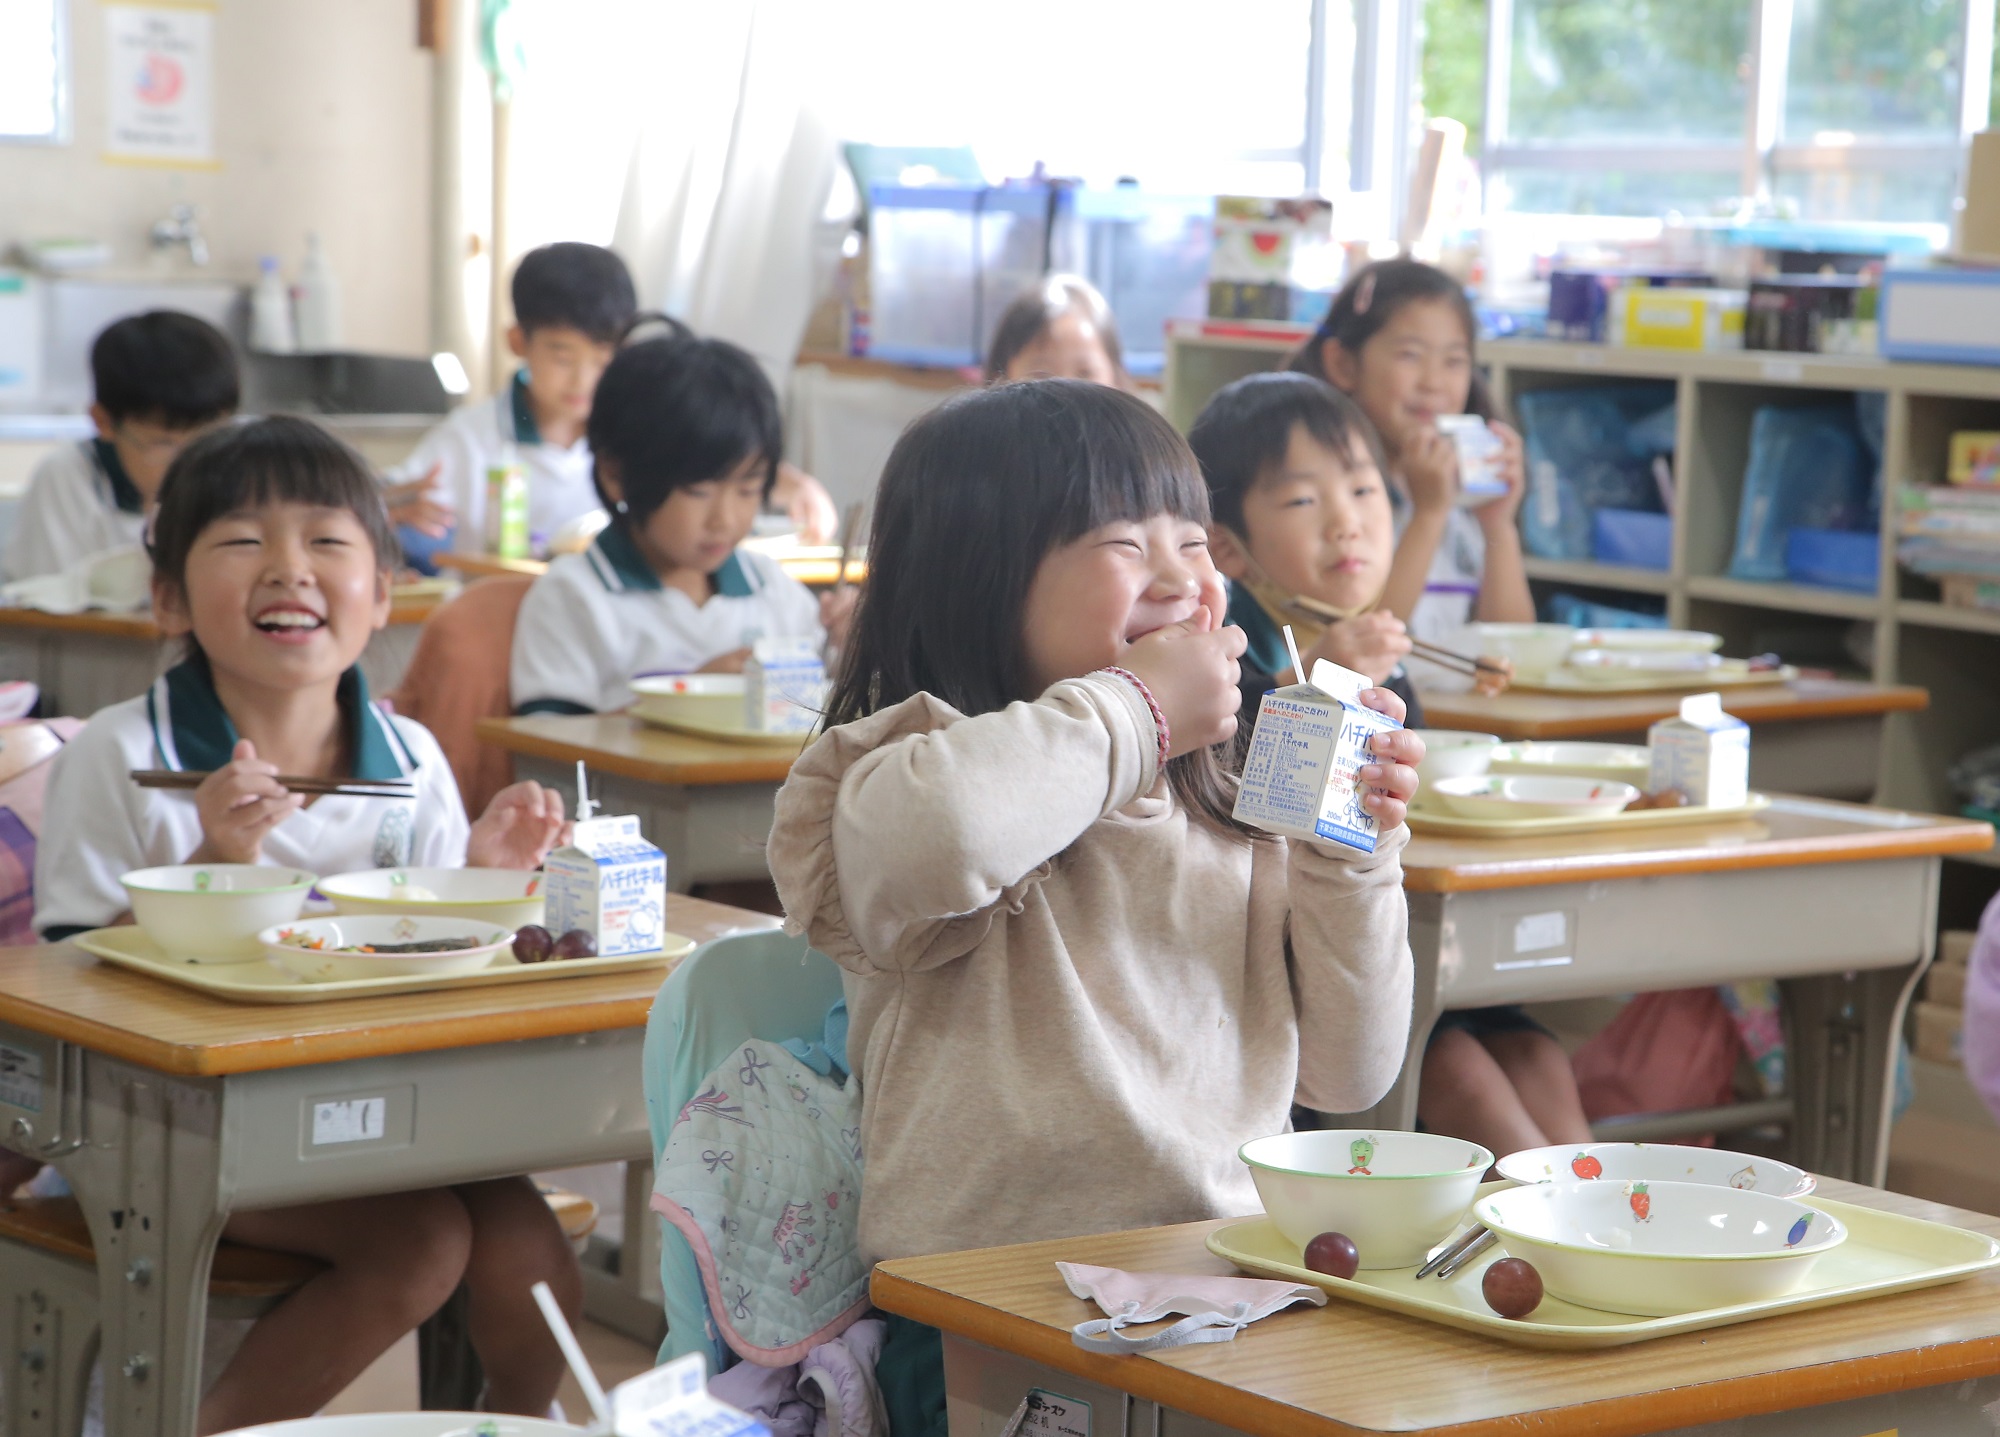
top-left (1647, 691), bottom-right (1749, 808)
top-left (1233, 659), bottom-right (1400, 852)
top-left (612, 1351), bottom-right (769, 1437)
top-left (545, 813), bottom-right (667, 957)
top-left (744, 636), bottom-right (826, 734)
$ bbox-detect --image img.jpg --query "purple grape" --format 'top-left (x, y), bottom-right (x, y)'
top-left (1482, 1257), bottom-right (1543, 1319)
top-left (511, 924), bottom-right (554, 964)
top-left (553, 928), bottom-right (597, 961)
top-left (1303, 1231), bottom-right (1359, 1280)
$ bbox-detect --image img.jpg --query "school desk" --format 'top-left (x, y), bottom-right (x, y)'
top-left (436, 548), bottom-right (869, 588)
top-left (0, 892), bottom-right (774, 1437)
top-left (476, 712), bottom-right (799, 890)
top-left (1350, 797), bottom-right (1993, 1186)
top-left (0, 595), bottom-right (443, 718)
top-left (1418, 677), bottom-right (1928, 802)
top-left (872, 1179), bottom-right (2000, 1437)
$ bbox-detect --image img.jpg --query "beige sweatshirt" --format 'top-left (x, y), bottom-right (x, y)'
top-left (768, 673), bottom-right (1413, 1265)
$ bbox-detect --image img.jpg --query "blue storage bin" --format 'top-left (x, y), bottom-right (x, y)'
top-left (1591, 508), bottom-right (1673, 570)
top-left (1784, 527), bottom-right (1879, 593)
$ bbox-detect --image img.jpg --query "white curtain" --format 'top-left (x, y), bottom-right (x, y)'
top-left (611, 1), bottom-right (838, 384)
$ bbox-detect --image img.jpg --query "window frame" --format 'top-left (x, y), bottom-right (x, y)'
top-left (1, 0), bottom-right (71, 147)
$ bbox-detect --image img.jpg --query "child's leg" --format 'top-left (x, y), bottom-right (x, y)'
top-left (1418, 1028), bottom-right (1552, 1158)
top-left (197, 1191), bottom-right (473, 1436)
top-left (1482, 1030), bottom-right (1594, 1146)
top-left (0, 1149), bottom-right (43, 1198)
top-left (453, 1176), bottom-right (583, 1415)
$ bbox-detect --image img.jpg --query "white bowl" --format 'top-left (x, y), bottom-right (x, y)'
top-left (319, 867), bottom-right (546, 929)
top-left (1486, 741), bottom-right (1652, 786)
top-left (1574, 628), bottom-right (1723, 654)
top-left (211, 1412), bottom-right (584, 1437)
top-left (630, 674), bottom-right (746, 730)
top-left (260, 915), bottom-right (516, 982)
top-left (1475, 1179), bottom-right (1845, 1317)
top-left (1428, 774), bottom-right (1640, 820)
top-left (1568, 648), bottom-right (1723, 675)
top-left (1240, 1130), bottom-right (1492, 1269)
top-left (1410, 730), bottom-right (1501, 785)
top-left (121, 864), bottom-right (316, 963)
top-left (1468, 622), bottom-right (1576, 679)
top-left (1496, 1142), bottom-right (1815, 1198)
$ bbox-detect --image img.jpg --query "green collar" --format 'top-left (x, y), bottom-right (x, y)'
top-left (586, 525), bottom-right (755, 598)
top-left (147, 657), bottom-right (414, 780)
top-left (509, 370), bottom-right (541, 445)
top-left (92, 438), bottom-right (145, 515)
top-left (1226, 580), bottom-right (1290, 677)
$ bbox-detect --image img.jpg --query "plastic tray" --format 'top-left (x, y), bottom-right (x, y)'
top-left (1407, 792), bottom-right (1771, 839)
top-left (1206, 1184), bottom-right (2000, 1350)
top-left (71, 925), bottom-right (694, 1004)
top-left (1510, 662), bottom-right (1799, 696)
top-left (628, 706), bottom-right (811, 748)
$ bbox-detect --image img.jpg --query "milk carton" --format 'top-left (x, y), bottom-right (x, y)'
top-left (743, 636), bottom-right (826, 734)
top-left (1437, 414), bottom-right (1508, 507)
top-left (545, 813), bottom-right (667, 957)
top-left (612, 1351), bottom-right (769, 1437)
top-left (1233, 659), bottom-right (1402, 852)
top-left (1647, 691), bottom-right (1750, 808)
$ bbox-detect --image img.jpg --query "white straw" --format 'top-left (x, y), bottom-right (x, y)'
top-left (532, 1280), bottom-right (610, 1428)
top-left (1282, 624), bottom-right (1306, 683)
top-left (574, 759), bottom-right (596, 822)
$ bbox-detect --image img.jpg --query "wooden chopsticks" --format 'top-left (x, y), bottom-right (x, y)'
top-left (130, 769), bottom-right (415, 799)
top-left (1408, 638), bottom-right (1511, 681)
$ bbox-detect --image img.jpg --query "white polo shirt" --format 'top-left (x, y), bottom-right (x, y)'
top-left (33, 659), bottom-right (469, 939)
top-left (510, 526), bottom-right (822, 714)
top-left (386, 371), bottom-right (602, 554)
top-left (3, 439), bottom-right (150, 582)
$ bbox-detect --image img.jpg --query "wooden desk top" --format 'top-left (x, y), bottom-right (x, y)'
top-left (874, 1180), bottom-right (2000, 1437)
top-left (0, 894), bottom-right (770, 1077)
top-left (0, 596), bottom-right (440, 640)
top-left (1402, 795), bottom-right (1994, 894)
top-left (1419, 677), bottom-right (1928, 741)
top-left (476, 713), bottom-right (802, 787)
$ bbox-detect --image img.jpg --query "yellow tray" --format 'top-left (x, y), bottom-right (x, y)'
top-left (71, 925), bottom-right (695, 1004)
top-left (1510, 662), bottom-right (1798, 696)
top-left (629, 707), bottom-right (812, 748)
top-left (1408, 792), bottom-right (1772, 839)
top-left (1207, 1184), bottom-right (2000, 1350)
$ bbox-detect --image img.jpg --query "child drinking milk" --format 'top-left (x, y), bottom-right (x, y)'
top-left (766, 379), bottom-right (1421, 1429)
top-left (28, 416), bottom-right (581, 1431)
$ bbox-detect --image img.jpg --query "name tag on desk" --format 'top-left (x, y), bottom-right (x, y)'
top-left (311, 1097), bottom-right (384, 1146)
top-left (1494, 909), bottom-right (1575, 972)
top-left (300, 1086), bottom-right (413, 1157)
top-left (0, 1043), bottom-right (42, 1114)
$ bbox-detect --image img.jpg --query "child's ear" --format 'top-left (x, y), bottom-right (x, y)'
top-left (596, 458), bottom-right (624, 509)
top-left (507, 325), bottom-right (528, 360)
top-left (88, 403), bottom-right (114, 440)
top-left (1209, 525), bottom-right (1252, 581)
top-left (370, 566), bottom-right (393, 631)
top-left (152, 574), bottom-right (191, 636)
top-left (1321, 337), bottom-right (1359, 392)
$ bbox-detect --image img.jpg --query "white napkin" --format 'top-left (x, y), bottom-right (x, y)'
top-left (1056, 1260), bottom-right (1327, 1354)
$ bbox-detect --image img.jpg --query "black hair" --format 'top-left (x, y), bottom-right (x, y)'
top-left (984, 274), bottom-right (1127, 384)
top-left (1188, 373), bottom-right (1389, 535)
top-left (1288, 258), bottom-right (1495, 420)
top-left (511, 242), bottom-right (638, 343)
top-left (587, 332), bottom-right (782, 525)
top-left (147, 416), bottom-right (398, 597)
top-left (827, 378), bottom-right (1256, 839)
top-left (91, 311), bottom-right (239, 428)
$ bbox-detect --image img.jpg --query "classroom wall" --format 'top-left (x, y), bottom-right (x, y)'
top-left (0, 0), bottom-right (433, 355)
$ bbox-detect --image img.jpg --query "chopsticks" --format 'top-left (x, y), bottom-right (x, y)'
top-left (1409, 637), bottom-right (1511, 681)
top-left (130, 769), bottom-right (415, 799)
top-left (832, 501), bottom-right (865, 593)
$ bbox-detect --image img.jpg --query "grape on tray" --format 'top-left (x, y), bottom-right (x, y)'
top-left (512, 924), bottom-right (554, 964)
top-left (553, 928), bottom-right (597, 961)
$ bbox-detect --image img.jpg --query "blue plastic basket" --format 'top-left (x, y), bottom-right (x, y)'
top-left (1591, 508), bottom-right (1673, 570)
top-left (1784, 527), bottom-right (1880, 593)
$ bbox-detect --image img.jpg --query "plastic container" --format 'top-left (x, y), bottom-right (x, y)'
top-left (1591, 507), bottom-right (1673, 570)
top-left (1069, 189), bottom-right (1214, 376)
top-left (1785, 526), bottom-right (1880, 593)
top-left (250, 257), bottom-right (297, 354)
top-left (866, 184), bottom-right (979, 365)
top-left (977, 183), bottom-right (1069, 364)
top-left (294, 233), bottom-right (342, 352)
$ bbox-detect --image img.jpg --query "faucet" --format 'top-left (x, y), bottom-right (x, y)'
top-left (149, 203), bottom-right (209, 266)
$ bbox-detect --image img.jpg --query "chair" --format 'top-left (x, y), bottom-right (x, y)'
top-left (642, 930), bottom-right (846, 1367)
top-left (386, 575), bottom-right (534, 817)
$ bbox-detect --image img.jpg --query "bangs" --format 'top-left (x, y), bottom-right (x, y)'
top-left (1017, 380), bottom-right (1210, 548)
top-left (588, 336), bottom-right (782, 518)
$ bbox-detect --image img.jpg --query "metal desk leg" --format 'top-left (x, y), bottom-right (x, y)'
top-left (57, 1052), bottom-right (227, 1437)
top-left (1782, 963), bottom-right (1924, 1186)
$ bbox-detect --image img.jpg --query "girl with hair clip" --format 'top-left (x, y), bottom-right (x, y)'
top-left (765, 379), bottom-right (1421, 1432)
top-left (984, 273), bottom-right (1130, 387)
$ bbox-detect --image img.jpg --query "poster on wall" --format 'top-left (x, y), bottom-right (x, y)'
top-left (103, 3), bottom-right (216, 166)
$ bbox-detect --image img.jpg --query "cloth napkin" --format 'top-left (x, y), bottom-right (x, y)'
top-left (1056, 1261), bottom-right (1327, 1355)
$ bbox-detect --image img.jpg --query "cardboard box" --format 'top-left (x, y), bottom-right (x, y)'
top-left (545, 813), bottom-right (667, 958)
top-left (1648, 692), bottom-right (1750, 808)
top-left (1913, 999), bottom-right (1964, 1067)
top-left (1958, 129), bottom-right (2000, 260)
top-left (1609, 286), bottom-right (1746, 350)
top-left (1927, 961), bottom-right (1968, 1008)
top-left (743, 636), bottom-right (827, 734)
top-left (1233, 659), bottom-right (1400, 853)
top-left (1941, 930), bottom-right (1977, 969)
top-left (1947, 431), bottom-right (2000, 486)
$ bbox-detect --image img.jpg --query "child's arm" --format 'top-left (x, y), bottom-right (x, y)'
top-left (31, 723), bottom-right (152, 937)
top-left (1471, 421), bottom-right (1534, 623)
top-left (1379, 430), bottom-right (1459, 623)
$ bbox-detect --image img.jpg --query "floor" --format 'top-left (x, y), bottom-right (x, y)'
top-left (323, 1320), bottom-right (658, 1421)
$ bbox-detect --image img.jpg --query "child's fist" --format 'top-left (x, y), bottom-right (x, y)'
top-left (1306, 611), bottom-right (1413, 686)
top-left (467, 781), bottom-right (567, 869)
top-left (186, 739), bottom-right (302, 865)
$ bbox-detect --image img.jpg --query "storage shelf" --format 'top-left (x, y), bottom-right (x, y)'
top-left (1522, 557), bottom-right (1675, 594)
top-left (1896, 600), bottom-right (2000, 637)
top-left (1484, 340), bottom-right (1996, 398)
top-left (1684, 575), bottom-right (1882, 619)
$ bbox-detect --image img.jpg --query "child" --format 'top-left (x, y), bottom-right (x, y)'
top-left (1291, 259), bottom-right (1533, 672)
top-left (1187, 371), bottom-right (1418, 716)
top-left (1189, 372), bottom-right (1590, 1161)
top-left (28, 416), bottom-right (582, 1432)
top-left (766, 379), bottom-right (1420, 1428)
top-left (385, 241), bottom-right (635, 562)
top-left (984, 273), bottom-right (1128, 387)
top-left (510, 329), bottom-right (847, 714)
top-left (3, 311), bottom-right (236, 582)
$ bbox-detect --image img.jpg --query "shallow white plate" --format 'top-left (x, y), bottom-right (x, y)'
top-left (1573, 629), bottom-right (1724, 654)
top-left (1428, 774), bottom-right (1640, 820)
top-left (260, 915), bottom-right (516, 981)
top-left (1497, 1143), bottom-right (1815, 1198)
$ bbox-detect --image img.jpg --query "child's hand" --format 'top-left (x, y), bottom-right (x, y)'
top-left (384, 464), bottom-right (454, 538)
top-left (467, 781), bottom-right (567, 869)
top-left (1473, 421), bottom-right (1527, 533)
top-left (774, 462), bottom-right (839, 546)
top-left (1121, 606), bottom-right (1246, 758)
top-left (186, 739), bottom-right (303, 865)
top-left (697, 648), bottom-right (752, 674)
top-left (1402, 428), bottom-right (1460, 516)
top-left (1359, 713), bottom-right (1424, 830)
top-left (1305, 611), bottom-right (1412, 686)
top-left (819, 587), bottom-right (858, 650)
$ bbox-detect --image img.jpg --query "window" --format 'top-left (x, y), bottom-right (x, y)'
top-left (1424, 0), bottom-right (1996, 224)
top-left (1, 0), bottom-right (67, 143)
